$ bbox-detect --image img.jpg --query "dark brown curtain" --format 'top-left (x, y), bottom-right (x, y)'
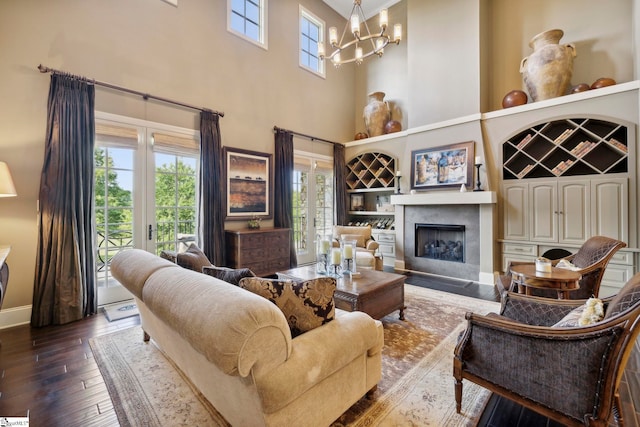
top-left (334, 143), bottom-right (347, 225)
top-left (32, 74), bottom-right (96, 327)
top-left (199, 111), bottom-right (225, 266)
top-left (274, 129), bottom-right (297, 268)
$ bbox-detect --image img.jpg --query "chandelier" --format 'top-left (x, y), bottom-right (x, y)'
top-left (318, 0), bottom-right (402, 67)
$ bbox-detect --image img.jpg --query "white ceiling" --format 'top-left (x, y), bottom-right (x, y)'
top-left (322, 0), bottom-right (402, 20)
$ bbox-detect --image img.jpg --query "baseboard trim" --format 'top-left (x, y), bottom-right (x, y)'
top-left (0, 305), bottom-right (32, 329)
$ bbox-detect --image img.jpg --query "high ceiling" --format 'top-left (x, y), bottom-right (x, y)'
top-left (322, 0), bottom-right (402, 20)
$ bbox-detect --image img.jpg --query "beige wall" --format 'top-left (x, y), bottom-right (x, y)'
top-left (0, 0), bottom-right (354, 311)
top-left (355, 0), bottom-right (635, 130)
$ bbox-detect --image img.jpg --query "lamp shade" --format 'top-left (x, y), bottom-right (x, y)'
top-left (0, 161), bottom-right (17, 197)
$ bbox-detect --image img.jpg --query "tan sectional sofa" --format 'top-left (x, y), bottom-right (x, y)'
top-left (110, 249), bottom-right (384, 427)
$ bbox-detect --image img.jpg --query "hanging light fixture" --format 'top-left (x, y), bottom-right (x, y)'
top-left (318, 0), bottom-right (402, 67)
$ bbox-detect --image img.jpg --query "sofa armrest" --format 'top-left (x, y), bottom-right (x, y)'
top-left (255, 310), bottom-right (383, 413)
top-left (365, 239), bottom-right (379, 252)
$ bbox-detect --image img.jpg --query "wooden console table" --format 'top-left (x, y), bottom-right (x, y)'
top-left (225, 228), bottom-right (291, 277)
top-left (510, 264), bottom-right (581, 299)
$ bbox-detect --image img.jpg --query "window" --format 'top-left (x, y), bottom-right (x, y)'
top-left (228, 0), bottom-right (267, 48)
top-left (94, 113), bottom-right (199, 305)
top-left (299, 6), bottom-right (325, 77)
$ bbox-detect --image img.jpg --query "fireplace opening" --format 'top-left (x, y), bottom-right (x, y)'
top-left (415, 223), bottom-right (465, 263)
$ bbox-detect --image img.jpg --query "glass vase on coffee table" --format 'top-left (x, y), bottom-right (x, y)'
top-left (341, 239), bottom-right (357, 276)
top-left (316, 234), bottom-right (332, 275)
top-left (329, 247), bottom-right (343, 278)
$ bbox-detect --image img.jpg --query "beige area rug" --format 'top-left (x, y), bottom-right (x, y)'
top-left (90, 285), bottom-right (500, 426)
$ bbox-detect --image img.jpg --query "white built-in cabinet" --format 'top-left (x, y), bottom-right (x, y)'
top-left (503, 177), bottom-right (628, 245)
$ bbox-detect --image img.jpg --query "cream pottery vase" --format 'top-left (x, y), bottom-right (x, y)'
top-left (363, 91), bottom-right (390, 137)
top-left (520, 29), bottom-right (576, 101)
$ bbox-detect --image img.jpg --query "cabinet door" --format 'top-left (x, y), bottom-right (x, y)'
top-left (591, 178), bottom-right (628, 242)
top-left (559, 181), bottom-right (590, 244)
top-left (529, 181), bottom-right (557, 242)
top-left (502, 182), bottom-right (529, 241)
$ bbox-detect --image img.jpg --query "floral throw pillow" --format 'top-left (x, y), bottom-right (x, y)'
top-left (553, 297), bottom-right (604, 327)
top-left (239, 277), bottom-right (336, 337)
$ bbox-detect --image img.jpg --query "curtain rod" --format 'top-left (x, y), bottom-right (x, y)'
top-left (273, 126), bottom-right (341, 146)
top-left (37, 64), bottom-right (224, 117)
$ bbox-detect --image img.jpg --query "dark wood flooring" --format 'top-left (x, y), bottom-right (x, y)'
top-left (0, 273), bottom-right (637, 426)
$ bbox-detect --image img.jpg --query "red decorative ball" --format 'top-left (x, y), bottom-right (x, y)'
top-left (591, 77), bottom-right (616, 89)
top-left (384, 120), bottom-right (402, 134)
top-left (502, 90), bottom-right (528, 108)
top-left (571, 83), bottom-right (591, 94)
top-left (354, 132), bottom-right (368, 140)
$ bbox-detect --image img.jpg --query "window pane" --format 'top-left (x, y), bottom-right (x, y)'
top-left (231, 0), bottom-right (244, 14)
top-left (309, 56), bottom-right (318, 70)
top-left (231, 13), bottom-right (245, 34)
top-left (246, 2), bottom-right (259, 24)
top-left (246, 21), bottom-right (259, 40)
top-left (309, 23), bottom-right (319, 41)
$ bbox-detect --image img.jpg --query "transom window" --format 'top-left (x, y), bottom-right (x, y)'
top-left (299, 6), bottom-right (325, 77)
top-left (228, 0), bottom-right (267, 48)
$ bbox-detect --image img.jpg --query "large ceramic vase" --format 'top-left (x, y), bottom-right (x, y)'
top-left (363, 91), bottom-right (390, 137)
top-left (520, 29), bottom-right (576, 102)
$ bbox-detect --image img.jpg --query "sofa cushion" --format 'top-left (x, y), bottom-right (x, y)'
top-left (176, 244), bottom-right (212, 272)
top-left (160, 250), bottom-right (177, 263)
top-left (202, 266), bottom-right (255, 286)
top-left (239, 277), bottom-right (336, 337)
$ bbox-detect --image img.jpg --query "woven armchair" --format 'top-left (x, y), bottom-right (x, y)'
top-left (497, 236), bottom-right (626, 299)
top-left (454, 272), bottom-right (640, 427)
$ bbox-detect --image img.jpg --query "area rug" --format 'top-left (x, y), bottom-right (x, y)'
top-left (102, 300), bottom-right (139, 322)
top-left (90, 285), bottom-right (500, 426)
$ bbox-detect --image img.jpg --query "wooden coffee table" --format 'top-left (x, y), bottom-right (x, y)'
top-left (510, 264), bottom-right (581, 299)
top-left (277, 265), bottom-right (406, 320)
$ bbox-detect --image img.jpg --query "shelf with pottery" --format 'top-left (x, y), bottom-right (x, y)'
top-left (502, 118), bottom-right (629, 180)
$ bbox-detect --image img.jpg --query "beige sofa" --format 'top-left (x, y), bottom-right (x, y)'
top-left (110, 249), bottom-right (384, 427)
top-left (332, 225), bottom-right (383, 271)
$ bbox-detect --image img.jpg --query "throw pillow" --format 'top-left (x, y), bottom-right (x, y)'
top-left (176, 244), bottom-right (212, 272)
top-left (202, 266), bottom-right (255, 286)
top-left (239, 276), bottom-right (336, 337)
top-left (553, 297), bottom-right (604, 327)
top-left (160, 250), bottom-right (178, 264)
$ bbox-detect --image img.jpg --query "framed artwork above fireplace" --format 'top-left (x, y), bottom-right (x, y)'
top-left (410, 141), bottom-right (474, 190)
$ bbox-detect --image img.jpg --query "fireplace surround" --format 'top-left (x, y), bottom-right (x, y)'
top-left (391, 192), bottom-right (497, 285)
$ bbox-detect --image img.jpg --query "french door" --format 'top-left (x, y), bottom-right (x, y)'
top-left (293, 151), bottom-right (334, 265)
top-left (94, 113), bottom-right (199, 305)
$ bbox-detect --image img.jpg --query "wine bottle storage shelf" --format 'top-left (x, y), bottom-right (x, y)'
top-left (346, 152), bottom-right (396, 190)
top-left (503, 118), bottom-right (628, 180)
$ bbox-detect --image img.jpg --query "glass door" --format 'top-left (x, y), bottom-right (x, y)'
top-left (94, 114), bottom-right (199, 305)
top-left (293, 152), bottom-right (334, 265)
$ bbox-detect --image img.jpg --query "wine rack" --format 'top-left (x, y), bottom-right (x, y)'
top-left (503, 118), bottom-right (628, 180)
top-left (346, 152), bottom-right (396, 190)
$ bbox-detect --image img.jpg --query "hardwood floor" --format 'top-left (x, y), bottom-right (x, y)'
top-left (0, 312), bottom-right (140, 426)
top-left (0, 275), bottom-right (638, 426)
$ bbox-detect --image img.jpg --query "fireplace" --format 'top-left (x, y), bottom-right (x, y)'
top-left (415, 223), bottom-right (465, 263)
top-left (390, 192), bottom-right (497, 284)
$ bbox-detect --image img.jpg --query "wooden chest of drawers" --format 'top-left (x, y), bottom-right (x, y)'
top-left (225, 228), bottom-right (291, 277)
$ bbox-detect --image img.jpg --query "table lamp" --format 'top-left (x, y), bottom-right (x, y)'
top-left (0, 162), bottom-right (17, 197)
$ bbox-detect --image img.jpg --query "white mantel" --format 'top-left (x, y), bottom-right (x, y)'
top-left (391, 191), bottom-right (497, 285)
top-left (391, 191), bottom-right (496, 206)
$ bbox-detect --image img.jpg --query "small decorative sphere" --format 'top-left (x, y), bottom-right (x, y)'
top-left (591, 77), bottom-right (616, 89)
top-left (354, 132), bottom-right (368, 140)
top-left (384, 120), bottom-right (402, 134)
top-left (571, 83), bottom-right (591, 94)
top-left (502, 90), bottom-right (528, 108)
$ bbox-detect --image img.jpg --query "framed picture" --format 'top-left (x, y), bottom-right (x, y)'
top-left (350, 193), bottom-right (365, 211)
top-left (224, 147), bottom-right (273, 220)
top-left (410, 141), bottom-right (474, 190)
